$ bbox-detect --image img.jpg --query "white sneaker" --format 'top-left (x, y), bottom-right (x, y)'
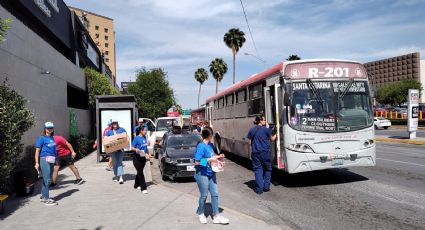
top-left (136, 186), bottom-right (141, 190)
top-left (112, 177), bottom-right (118, 182)
top-left (142, 190), bottom-right (148, 194)
top-left (213, 215), bottom-right (229, 225)
top-left (119, 177), bottom-right (124, 184)
top-left (198, 214), bottom-right (207, 224)
top-left (44, 199), bottom-right (58, 206)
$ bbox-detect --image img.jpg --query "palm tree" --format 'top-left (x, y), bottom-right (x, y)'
top-left (286, 54), bottom-right (301, 61)
top-left (209, 58), bottom-right (228, 94)
top-left (194, 68), bottom-right (209, 108)
top-left (224, 28), bottom-right (246, 84)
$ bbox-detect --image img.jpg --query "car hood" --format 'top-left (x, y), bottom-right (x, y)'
top-left (166, 148), bottom-right (196, 159)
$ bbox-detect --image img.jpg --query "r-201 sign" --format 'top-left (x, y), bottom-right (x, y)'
top-left (308, 67), bottom-right (351, 78)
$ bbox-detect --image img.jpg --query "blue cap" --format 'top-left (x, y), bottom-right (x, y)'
top-left (44, 121), bottom-right (54, 128)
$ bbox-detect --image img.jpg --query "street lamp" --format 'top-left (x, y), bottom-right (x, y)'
top-left (244, 52), bottom-right (266, 65)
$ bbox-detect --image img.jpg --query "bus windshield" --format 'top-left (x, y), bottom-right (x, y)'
top-left (288, 80), bottom-right (373, 132)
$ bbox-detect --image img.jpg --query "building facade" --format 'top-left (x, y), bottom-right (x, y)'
top-left (69, 6), bottom-right (116, 86)
top-left (0, 0), bottom-right (105, 150)
top-left (364, 52), bottom-right (424, 103)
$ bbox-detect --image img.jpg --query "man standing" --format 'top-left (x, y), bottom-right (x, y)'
top-left (133, 118), bottom-right (148, 137)
top-left (246, 115), bottom-right (276, 194)
top-left (51, 135), bottom-right (85, 186)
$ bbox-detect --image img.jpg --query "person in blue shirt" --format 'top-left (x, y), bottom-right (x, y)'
top-left (246, 115), bottom-right (277, 194)
top-left (131, 126), bottom-right (152, 194)
top-left (105, 119), bottom-right (128, 184)
top-left (34, 121), bottom-right (58, 206)
top-left (133, 118), bottom-right (149, 137)
top-left (194, 126), bottom-right (229, 225)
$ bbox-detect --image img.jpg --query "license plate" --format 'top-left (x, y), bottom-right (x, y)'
top-left (331, 159), bottom-right (344, 166)
top-left (186, 165), bottom-right (195, 171)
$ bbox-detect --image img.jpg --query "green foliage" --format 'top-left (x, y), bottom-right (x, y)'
top-left (376, 79), bottom-right (422, 106)
top-left (0, 18), bottom-right (12, 43)
top-left (224, 28), bottom-right (246, 84)
top-left (127, 67), bottom-right (176, 118)
top-left (0, 80), bottom-right (35, 194)
top-left (209, 58), bottom-right (228, 93)
top-left (286, 55), bottom-right (301, 61)
top-left (69, 135), bottom-right (93, 159)
top-left (69, 109), bottom-right (79, 138)
top-left (84, 67), bottom-right (119, 109)
top-left (194, 68), bottom-right (209, 108)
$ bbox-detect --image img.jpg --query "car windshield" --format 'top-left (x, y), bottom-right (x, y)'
top-left (167, 135), bottom-right (201, 149)
top-left (156, 119), bottom-right (178, 131)
top-left (288, 80), bottom-right (373, 132)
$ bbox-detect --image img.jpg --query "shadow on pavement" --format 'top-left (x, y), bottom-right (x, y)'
top-left (226, 151), bottom-right (369, 188)
top-left (77, 226), bottom-right (104, 230)
top-left (202, 203), bottom-right (224, 218)
top-left (54, 188), bottom-right (79, 201)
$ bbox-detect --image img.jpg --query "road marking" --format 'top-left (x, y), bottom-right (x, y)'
top-left (377, 157), bottom-right (425, 167)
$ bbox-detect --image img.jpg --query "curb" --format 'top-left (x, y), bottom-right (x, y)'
top-left (375, 137), bottom-right (425, 145)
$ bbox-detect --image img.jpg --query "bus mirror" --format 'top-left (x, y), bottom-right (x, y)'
top-left (283, 92), bottom-right (290, 106)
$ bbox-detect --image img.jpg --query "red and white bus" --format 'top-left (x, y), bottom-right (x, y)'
top-left (205, 59), bottom-right (376, 173)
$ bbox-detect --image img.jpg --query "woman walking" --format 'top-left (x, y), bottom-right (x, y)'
top-left (194, 127), bottom-right (229, 225)
top-left (105, 119), bottom-right (128, 184)
top-left (34, 122), bottom-right (58, 206)
top-left (131, 126), bottom-right (151, 194)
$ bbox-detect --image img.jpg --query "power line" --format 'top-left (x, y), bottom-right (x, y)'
top-left (239, 0), bottom-right (261, 61)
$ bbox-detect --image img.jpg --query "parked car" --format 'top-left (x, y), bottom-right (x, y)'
top-left (374, 117), bottom-right (391, 129)
top-left (140, 118), bottom-right (156, 154)
top-left (392, 107), bottom-right (408, 118)
top-left (155, 126), bottom-right (201, 181)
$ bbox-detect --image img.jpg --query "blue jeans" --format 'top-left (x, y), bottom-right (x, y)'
top-left (111, 151), bottom-right (124, 176)
top-left (40, 157), bottom-right (54, 199)
top-left (252, 151), bottom-right (272, 193)
top-left (194, 172), bottom-right (219, 216)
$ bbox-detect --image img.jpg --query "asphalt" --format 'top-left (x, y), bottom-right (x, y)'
top-left (151, 142), bottom-right (425, 230)
top-left (0, 153), bottom-right (284, 230)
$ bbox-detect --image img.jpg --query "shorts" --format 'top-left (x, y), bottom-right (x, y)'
top-left (56, 154), bottom-right (74, 167)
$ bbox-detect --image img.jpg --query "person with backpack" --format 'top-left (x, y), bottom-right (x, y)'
top-left (246, 115), bottom-right (277, 194)
top-left (34, 122), bottom-right (58, 206)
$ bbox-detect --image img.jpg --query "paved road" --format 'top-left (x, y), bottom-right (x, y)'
top-left (375, 129), bottom-right (425, 138)
top-left (152, 142), bottom-right (425, 230)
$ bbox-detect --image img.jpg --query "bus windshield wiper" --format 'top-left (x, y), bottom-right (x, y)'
top-left (339, 78), bottom-right (354, 99)
top-left (306, 79), bottom-right (325, 112)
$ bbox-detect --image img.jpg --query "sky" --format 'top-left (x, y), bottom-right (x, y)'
top-left (64, 0), bottom-right (425, 109)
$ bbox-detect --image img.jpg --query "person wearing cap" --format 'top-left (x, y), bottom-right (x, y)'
top-left (105, 119), bottom-right (128, 184)
top-left (34, 122), bottom-right (58, 206)
top-left (131, 126), bottom-right (151, 194)
top-left (93, 119), bottom-right (114, 170)
top-left (246, 115), bottom-right (277, 194)
top-left (50, 135), bottom-right (85, 187)
top-left (133, 118), bottom-right (148, 137)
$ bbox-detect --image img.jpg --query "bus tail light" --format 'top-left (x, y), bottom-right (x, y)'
top-left (288, 143), bottom-right (315, 153)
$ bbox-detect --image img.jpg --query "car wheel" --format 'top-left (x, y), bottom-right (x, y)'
top-left (383, 127), bottom-right (389, 129)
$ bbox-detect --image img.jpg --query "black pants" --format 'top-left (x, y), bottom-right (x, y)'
top-left (132, 154), bottom-right (147, 190)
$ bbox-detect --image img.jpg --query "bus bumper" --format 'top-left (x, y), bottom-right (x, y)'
top-left (285, 146), bottom-right (376, 174)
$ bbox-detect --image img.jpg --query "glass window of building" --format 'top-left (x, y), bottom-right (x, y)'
top-left (105, 58), bottom-right (109, 62)
top-left (105, 51), bottom-right (109, 55)
top-left (104, 28), bottom-right (109, 33)
top-left (95, 33), bottom-right (99, 38)
top-left (105, 35), bottom-right (108, 40)
top-left (95, 25), bottom-right (99, 30)
top-left (105, 43), bottom-right (109, 48)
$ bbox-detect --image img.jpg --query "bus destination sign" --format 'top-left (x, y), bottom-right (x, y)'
top-left (284, 62), bottom-right (367, 79)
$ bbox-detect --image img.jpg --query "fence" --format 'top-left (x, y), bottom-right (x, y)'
top-left (375, 111), bottom-right (424, 120)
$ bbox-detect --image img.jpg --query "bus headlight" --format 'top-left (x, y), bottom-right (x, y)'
top-left (288, 143), bottom-right (315, 153)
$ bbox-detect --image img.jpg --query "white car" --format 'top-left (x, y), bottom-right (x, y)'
top-left (374, 117), bottom-right (391, 129)
top-left (152, 117), bottom-right (179, 156)
top-left (140, 118), bottom-right (156, 154)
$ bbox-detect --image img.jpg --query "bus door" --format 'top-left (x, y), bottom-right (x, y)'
top-left (264, 83), bottom-right (285, 169)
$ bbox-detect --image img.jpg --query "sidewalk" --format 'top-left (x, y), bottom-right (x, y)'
top-left (0, 153), bottom-right (283, 230)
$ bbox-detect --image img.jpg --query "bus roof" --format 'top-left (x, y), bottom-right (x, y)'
top-left (206, 59), bottom-right (363, 103)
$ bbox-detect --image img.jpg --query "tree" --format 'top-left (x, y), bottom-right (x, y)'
top-left (84, 67), bottom-right (119, 109)
top-left (376, 79), bottom-right (422, 106)
top-left (286, 54), bottom-right (301, 61)
top-left (209, 58), bottom-right (228, 94)
top-left (0, 18), bottom-right (12, 43)
top-left (194, 68), bottom-right (209, 108)
top-left (224, 28), bottom-right (246, 84)
top-left (127, 68), bottom-right (176, 118)
top-left (0, 80), bottom-right (34, 194)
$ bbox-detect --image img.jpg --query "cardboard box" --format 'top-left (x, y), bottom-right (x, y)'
top-left (102, 133), bottom-right (130, 154)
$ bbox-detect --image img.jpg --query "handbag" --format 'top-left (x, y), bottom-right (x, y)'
top-left (46, 156), bottom-right (56, 164)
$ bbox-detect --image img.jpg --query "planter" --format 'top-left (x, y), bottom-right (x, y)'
top-left (0, 195), bottom-right (8, 214)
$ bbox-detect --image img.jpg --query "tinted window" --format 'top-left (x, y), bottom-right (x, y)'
top-left (249, 83), bottom-right (263, 100)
